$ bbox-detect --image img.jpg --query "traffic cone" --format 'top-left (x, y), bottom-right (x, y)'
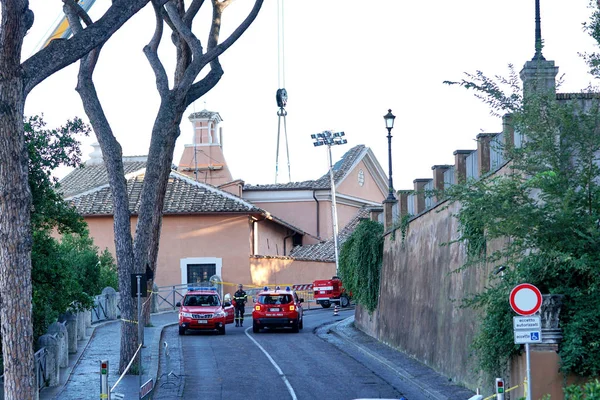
top-left (333, 305), bottom-right (339, 316)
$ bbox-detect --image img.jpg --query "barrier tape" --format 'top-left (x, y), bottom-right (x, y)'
top-left (120, 318), bottom-right (138, 325)
top-left (482, 378), bottom-right (526, 400)
top-left (111, 344), bottom-right (142, 392)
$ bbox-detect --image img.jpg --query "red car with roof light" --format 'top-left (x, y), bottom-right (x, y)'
top-left (252, 286), bottom-right (304, 333)
top-left (176, 287), bottom-right (234, 335)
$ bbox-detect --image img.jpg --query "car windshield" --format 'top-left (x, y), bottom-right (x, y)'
top-left (258, 294), bottom-right (293, 305)
top-left (184, 295), bottom-right (219, 307)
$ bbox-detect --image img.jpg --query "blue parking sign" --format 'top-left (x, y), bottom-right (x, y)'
top-left (531, 332), bottom-right (539, 341)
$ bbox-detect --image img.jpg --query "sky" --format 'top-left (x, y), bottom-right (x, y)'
top-left (21, 0), bottom-right (599, 190)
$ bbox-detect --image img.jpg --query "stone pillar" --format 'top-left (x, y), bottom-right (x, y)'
top-left (520, 58), bottom-right (558, 98)
top-left (476, 133), bottom-right (495, 176)
top-left (431, 165), bottom-right (451, 203)
top-left (47, 322), bottom-right (68, 368)
top-left (383, 199), bottom-right (396, 231)
top-left (502, 113), bottom-right (514, 148)
top-left (413, 179), bottom-right (429, 214)
top-left (369, 207), bottom-right (383, 222)
top-left (453, 150), bottom-right (473, 184)
top-left (37, 334), bottom-right (60, 387)
top-left (396, 190), bottom-right (410, 217)
top-left (102, 287), bottom-right (117, 320)
top-left (84, 309), bottom-right (92, 328)
top-left (541, 294), bottom-right (564, 345)
top-left (77, 311), bottom-right (86, 340)
top-left (65, 312), bottom-right (78, 354)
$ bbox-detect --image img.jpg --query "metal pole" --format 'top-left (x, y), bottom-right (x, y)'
top-left (327, 144), bottom-right (340, 276)
top-left (525, 343), bottom-right (532, 400)
top-left (137, 275), bottom-right (142, 395)
top-left (386, 127), bottom-right (395, 201)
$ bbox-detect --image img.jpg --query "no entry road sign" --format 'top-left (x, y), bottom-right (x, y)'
top-left (510, 283), bottom-right (542, 316)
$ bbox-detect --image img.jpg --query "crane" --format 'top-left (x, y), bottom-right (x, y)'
top-left (274, 0), bottom-right (291, 184)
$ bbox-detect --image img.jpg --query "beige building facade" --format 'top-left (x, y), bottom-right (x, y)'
top-left (61, 110), bottom-right (388, 294)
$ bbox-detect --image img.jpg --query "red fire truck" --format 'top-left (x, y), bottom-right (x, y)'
top-left (312, 276), bottom-right (350, 308)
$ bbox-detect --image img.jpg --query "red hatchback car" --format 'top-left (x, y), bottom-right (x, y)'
top-left (176, 288), bottom-right (234, 335)
top-left (252, 286), bottom-right (304, 333)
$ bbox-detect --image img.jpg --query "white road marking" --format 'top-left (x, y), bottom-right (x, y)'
top-left (245, 327), bottom-right (298, 400)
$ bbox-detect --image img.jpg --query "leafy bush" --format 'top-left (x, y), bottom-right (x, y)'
top-left (338, 219), bottom-right (384, 312)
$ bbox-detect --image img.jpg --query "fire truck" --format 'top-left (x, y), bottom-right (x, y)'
top-left (312, 276), bottom-right (350, 308)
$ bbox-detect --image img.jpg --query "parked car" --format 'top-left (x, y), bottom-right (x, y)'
top-left (176, 287), bottom-right (234, 335)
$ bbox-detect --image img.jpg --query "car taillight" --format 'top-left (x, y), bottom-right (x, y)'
top-left (289, 305), bottom-right (295, 311)
top-left (254, 305), bottom-right (260, 311)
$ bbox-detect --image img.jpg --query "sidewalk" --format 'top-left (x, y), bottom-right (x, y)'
top-left (325, 316), bottom-right (475, 400)
top-left (40, 311), bottom-right (179, 400)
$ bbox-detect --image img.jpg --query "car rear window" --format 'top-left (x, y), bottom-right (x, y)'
top-left (184, 295), bottom-right (220, 306)
top-left (258, 294), bottom-right (293, 305)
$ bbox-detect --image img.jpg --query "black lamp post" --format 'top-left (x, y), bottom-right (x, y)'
top-left (383, 109), bottom-right (396, 201)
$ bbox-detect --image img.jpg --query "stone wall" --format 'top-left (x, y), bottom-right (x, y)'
top-left (356, 199), bottom-right (491, 389)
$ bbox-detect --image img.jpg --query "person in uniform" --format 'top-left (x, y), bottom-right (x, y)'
top-left (233, 284), bottom-right (247, 327)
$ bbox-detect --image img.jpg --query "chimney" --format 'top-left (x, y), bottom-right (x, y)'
top-left (87, 142), bottom-right (103, 166)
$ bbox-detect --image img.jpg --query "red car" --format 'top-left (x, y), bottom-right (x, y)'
top-left (252, 286), bottom-right (304, 333)
top-left (176, 288), bottom-right (234, 335)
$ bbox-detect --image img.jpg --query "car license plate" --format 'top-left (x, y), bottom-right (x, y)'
top-left (198, 320), bottom-right (208, 324)
top-left (320, 291), bottom-right (326, 294)
top-left (269, 308), bottom-right (280, 312)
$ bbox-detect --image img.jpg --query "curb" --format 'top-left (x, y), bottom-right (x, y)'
top-left (147, 320), bottom-right (179, 392)
top-left (328, 316), bottom-right (448, 400)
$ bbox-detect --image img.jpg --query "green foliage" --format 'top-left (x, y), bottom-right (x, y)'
top-left (445, 64), bottom-right (600, 376)
top-left (22, 115), bottom-right (118, 340)
top-left (338, 220), bottom-right (384, 312)
top-left (565, 380), bottom-right (600, 400)
top-left (25, 115), bottom-right (89, 234)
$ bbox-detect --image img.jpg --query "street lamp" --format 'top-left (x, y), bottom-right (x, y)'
top-left (383, 109), bottom-right (396, 202)
top-left (311, 131), bottom-right (347, 275)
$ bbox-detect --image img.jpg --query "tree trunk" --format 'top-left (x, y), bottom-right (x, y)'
top-left (0, 2), bottom-right (36, 398)
top-left (0, 77), bottom-right (36, 400)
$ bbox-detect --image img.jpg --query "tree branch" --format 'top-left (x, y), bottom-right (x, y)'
top-left (195, 0), bottom-right (263, 75)
top-left (143, 0), bottom-right (170, 97)
top-left (185, 62), bottom-right (224, 107)
top-left (184, 0), bottom-right (206, 26)
top-left (22, 0), bottom-right (170, 95)
top-left (165, 1), bottom-right (204, 59)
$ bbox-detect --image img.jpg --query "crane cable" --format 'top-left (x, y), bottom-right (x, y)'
top-left (275, 0), bottom-right (291, 183)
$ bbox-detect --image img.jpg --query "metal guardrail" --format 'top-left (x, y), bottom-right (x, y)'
top-left (34, 347), bottom-right (47, 391)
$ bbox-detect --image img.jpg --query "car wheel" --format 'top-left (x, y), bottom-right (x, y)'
top-left (291, 319), bottom-right (299, 333)
top-left (219, 325), bottom-right (226, 335)
top-left (178, 326), bottom-right (186, 336)
top-left (340, 295), bottom-right (350, 308)
top-left (253, 322), bottom-right (259, 333)
top-left (321, 301), bottom-right (331, 309)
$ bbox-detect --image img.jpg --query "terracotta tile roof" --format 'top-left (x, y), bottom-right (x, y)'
top-left (66, 171), bottom-right (261, 216)
top-left (59, 161), bottom-right (147, 198)
top-left (243, 145), bottom-right (366, 191)
top-left (289, 206), bottom-right (381, 262)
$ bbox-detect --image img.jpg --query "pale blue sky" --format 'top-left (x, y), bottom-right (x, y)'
top-left (22, 0), bottom-right (598, 189)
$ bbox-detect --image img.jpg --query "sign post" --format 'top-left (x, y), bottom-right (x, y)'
top-left (510, 283), bottom-right (543, 400)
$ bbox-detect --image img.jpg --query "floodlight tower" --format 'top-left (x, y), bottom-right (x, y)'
top-left (310, 131), bottom-right (347, 275)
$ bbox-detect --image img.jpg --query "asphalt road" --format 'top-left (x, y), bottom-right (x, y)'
top-left (152, 306), bottom-right (410, 400)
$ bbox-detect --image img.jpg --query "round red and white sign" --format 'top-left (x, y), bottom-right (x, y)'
top-left (509, 283), bottom-right (542, 316)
